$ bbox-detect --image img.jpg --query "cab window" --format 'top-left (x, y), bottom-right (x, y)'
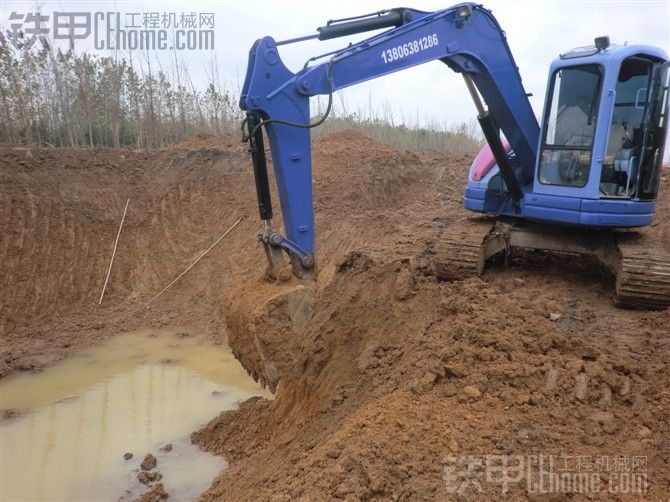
top-left (539, 65), bottom-right (603, 187)
top-left (600, 57), bottom-right (654, 197)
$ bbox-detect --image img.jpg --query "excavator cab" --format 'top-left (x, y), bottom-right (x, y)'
top-left (469, 40), bottom-right (669, 227)
top-left (536, 42), bottom-right (669, 211)
top-left (460, 41), bottom-right (670, 309)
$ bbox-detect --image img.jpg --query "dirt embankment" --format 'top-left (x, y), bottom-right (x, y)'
top-left (2, 131), bottom-right (669, 500)
top-left (191, 134), bottom-right (670, 500)
top-left (0, 134), bottom-right (261, 375)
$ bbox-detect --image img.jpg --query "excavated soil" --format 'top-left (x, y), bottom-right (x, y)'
top-left (2, 131), bottom-right (669, 500)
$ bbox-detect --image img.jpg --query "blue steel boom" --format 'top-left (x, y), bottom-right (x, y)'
top-left (240, 3), bottom-right (670, 308)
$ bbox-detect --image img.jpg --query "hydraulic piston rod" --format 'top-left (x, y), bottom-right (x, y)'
top-left (463, 74), bottom-right (523, 202)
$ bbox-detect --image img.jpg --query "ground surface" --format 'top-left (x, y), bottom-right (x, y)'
top-left (1, 132), bottom-right (669, 500)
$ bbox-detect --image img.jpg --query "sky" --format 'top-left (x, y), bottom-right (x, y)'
top-left (1, 0), bottom-right (669, 130)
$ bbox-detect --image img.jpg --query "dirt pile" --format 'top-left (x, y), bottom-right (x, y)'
top-left (196, 253), bottom-right (670, 499)
top-left (192, 133), bottom-right (670, 500)
top-left (2, 131), bottom-right (669, 499)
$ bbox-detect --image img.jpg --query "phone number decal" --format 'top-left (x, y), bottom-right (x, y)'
top-left (381, 34), bottom-right (439, 64)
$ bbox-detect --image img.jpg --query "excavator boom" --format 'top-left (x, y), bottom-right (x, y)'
top-left (240, 3), bottom-right (670, 309)
top-left (241, 3), bottom-right (538, 278)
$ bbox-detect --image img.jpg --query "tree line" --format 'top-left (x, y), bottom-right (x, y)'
top-left (0, 31), bottom-right (239, 148)
top-left (1, 31), bottom-right (481, 153)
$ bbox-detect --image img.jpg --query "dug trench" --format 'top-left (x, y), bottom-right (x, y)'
top-left (2, 131), bottom-right (669, 500)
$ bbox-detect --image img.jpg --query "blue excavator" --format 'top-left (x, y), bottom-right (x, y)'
top-left (240, 3), bottom-right (670, 309)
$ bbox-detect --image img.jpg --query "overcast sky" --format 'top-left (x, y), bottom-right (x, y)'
top-left (1, 0), bottom-right (669, 129)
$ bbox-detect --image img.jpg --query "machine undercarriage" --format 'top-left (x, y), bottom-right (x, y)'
top-left (434, 219), bottom-right (670, 309)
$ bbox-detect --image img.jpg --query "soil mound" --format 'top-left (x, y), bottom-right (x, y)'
top-left (192, 135), bottom-right (670, 500)
top-left (195, 247), bottom-right (670, 501)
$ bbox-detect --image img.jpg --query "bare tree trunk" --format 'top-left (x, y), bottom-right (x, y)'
top-left (143, 52), bottom-right (157, 148)
top-left (185, 71), bottom-right (205, 129)
top-left (0, 81), bottom-right (18, 143)
top-left (6, 67), bottom-right (32, 141)
top-left (172, 49), bottom-right (187, 138)
top-left (128, 53), bottom-right (143, 149)
top-left (44, 43), bottom-right (76, 146)
top-left (76, 69), bottom-right (94, 146)
top-left (112, 63), bottom-right (121, 148)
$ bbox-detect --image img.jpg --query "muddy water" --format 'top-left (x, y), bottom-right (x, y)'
top-left (0, 329), bottom-right (271, 501)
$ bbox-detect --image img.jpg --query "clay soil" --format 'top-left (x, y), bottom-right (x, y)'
top-left (1, 131), bottom-right (669, 500)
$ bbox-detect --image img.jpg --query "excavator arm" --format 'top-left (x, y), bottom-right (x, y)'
top-left (240, 2), bottom-right (539, 278)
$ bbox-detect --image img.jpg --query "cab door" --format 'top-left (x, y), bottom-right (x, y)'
top-left (637, 61), bottom-right (670, 199)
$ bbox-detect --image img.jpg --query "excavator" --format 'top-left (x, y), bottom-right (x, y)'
top-left (240, 3), bottom-right (670, 309)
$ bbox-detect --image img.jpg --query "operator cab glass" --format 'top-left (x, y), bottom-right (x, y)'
top-left (600, 56), bottom-right (668, 198)
top-left (637, 60), bottom-right (670, 199)
top-left (538, 56), bottom-right (669, 200)
top-left (539, 65), bottom-right (602, 187)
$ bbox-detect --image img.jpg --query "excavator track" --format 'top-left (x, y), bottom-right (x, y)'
top-left (432, 219), bottom-right (500, 281)
top-left (431, 218), bottom-right (670, 310)
top-left (614, 241), bottom-right (670, 310)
